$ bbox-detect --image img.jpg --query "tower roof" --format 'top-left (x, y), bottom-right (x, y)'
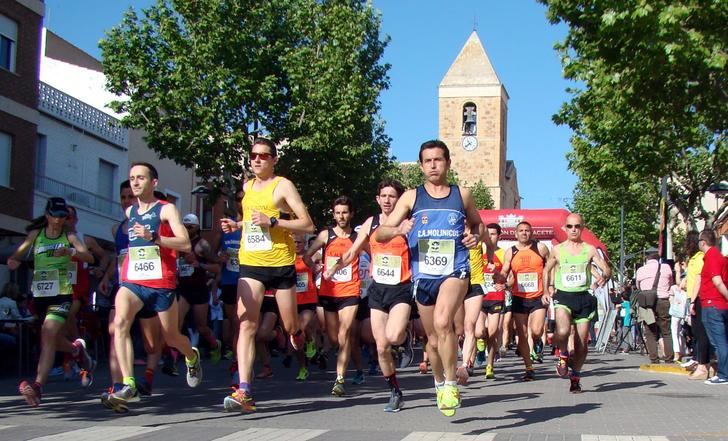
top-left (440, 31), bottom-right (501, 87)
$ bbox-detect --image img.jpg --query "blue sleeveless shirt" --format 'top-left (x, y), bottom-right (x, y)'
top-left (407, 185), bottom-right (469, 281)
top-left (220, 230), bottom-right (241, 286)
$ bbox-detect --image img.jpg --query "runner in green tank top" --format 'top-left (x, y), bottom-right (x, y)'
top-left (6, 197), bottom-right (96, 407)
top-left (544, 213), bottom-right (611, 394)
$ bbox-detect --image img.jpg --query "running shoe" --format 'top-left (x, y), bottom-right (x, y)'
top-left (352, 369), bottom-right (365, 385)
top-left (256, 364), bottom-right (273, 379)
top-left (437, 384), bottom-right (460, 417)
top-left (136, 378), bottom-right (153, 396)
top-left (296, 366), bottom-right (309, 382)
top-left (210, 339), bottom-right (222, 364)
top-left (399, 330), bottom-right (414, 369)
top-left (73, 338), bottom-right (96, 378)
top-left (522, 367), bottom-right (536, 382)
top-left (475, 350), bottom-right (486, 367)
top-left (186, 347), bottom-right (203, 388)
top-left (499, 346), bottom-right (507, 360)
top-left (224, 388), bottom-right (256, 412)
top-left (485, 365), bottom-right (495, 379)
top-left (556, 356), bottom-right (570, 378)
top-left (105, 384), bottom-right (139, 413)
top-left (681, 359), bottom-right (697, 369)
top-left (419, 361), bottom-right (429, 374)
top-left (18, 380), bottom-right (41, 407)
top-left (331, 379), bottom-right (346, 396)
top-left (383, 389), bottom-right (404, 413)
top-left (569, 376), bottom-right (582, 393)
top-left (101, 383), bottom-right (124, 409)
top-left (80, 369), bottom-right (94, 388)
top-left (305, 339), bottom-right (317, 359)
top-left (456, 365), bottom-right (469, 386)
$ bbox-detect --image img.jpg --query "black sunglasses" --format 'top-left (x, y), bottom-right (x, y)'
top-left (565, 224), bottom-right (582, 229)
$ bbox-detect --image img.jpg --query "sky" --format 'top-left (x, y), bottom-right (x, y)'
top-left (44, 0), bottom-right (576, 209)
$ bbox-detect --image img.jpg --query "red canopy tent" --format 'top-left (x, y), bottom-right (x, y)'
top-left (478, 208), bottom-right (609, 259)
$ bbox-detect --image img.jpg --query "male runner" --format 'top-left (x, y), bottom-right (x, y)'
top-left (308, 196), bottom-right (361, 397)
top-left (499, 221), bottom-right (550, 381)
top-left (103, 162), bottom-right (202, 412)
top-left (293, 233), bottom-right (319, 381)
top-left (376, 140), bottom-right (485, 416)
top-left (326, 179), bottom-right (412, 411)
top-left (221, 137), bottom-right (314, 412)
top-left (455, 238), bottom-right (486, 385)
top-left (544, 213), bottom-right (610, 392)
top-left (9, 197), bottom-right (96, 406)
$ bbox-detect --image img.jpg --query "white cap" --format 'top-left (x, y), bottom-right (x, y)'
top-left (182, 214), bottom-right (200, 225)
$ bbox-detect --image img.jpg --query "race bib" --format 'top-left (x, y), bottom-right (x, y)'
top-left (326, 256), bottom-right (352, 282)
top-left (372, 254), bottom-right (401, 285)
top-left (418, 239), bottom-right (454, 276)
top-left (178, 258), bottom-right (195, 277)
top-left (484, 273), bottom-right (496, 293)
top-left (67, 261), bottom-right (78, 285)
top-left (516, 272), bottom-right (539, 293)
top-left (32, 269), bottom-right (60, 297)
top-left (225, 248), bottom-right (240, 273)
top-left (243, 221), bottom-right (272, 251)
top-left (296, 272), bottom-right (309, 293)
top-left (561, 264), bottom-right (587, 288)
top-left (127, 246), bottom-right (163, 281)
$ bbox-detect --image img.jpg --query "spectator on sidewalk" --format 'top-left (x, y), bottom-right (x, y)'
top-left (685, 231), bottom-right (712, 379)
top-left (0, 282), bottom-right (23, 348)
top-left (636, 253), bottom-right (673, 363)
top-left (696, 230), bottom-right (728, 385)
top-left (670, 262), bottom-right (688, 362)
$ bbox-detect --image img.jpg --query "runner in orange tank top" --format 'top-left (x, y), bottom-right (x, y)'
top-left (305, 196), bottom-right (361, 397)
top-left (499, 221), bottom-right (551, 381)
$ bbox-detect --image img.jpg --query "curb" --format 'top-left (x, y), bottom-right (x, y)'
top-left (639, 363), bottom-right (689, 375)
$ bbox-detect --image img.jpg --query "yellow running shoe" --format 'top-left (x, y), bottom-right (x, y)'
top-left (437, 384), bottom-right (460, 416)
top-left (485, 365), bottom-right (495, 379)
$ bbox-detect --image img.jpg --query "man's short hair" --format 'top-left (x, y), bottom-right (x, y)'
top-left (486, 223), bottom-right (502, 235)
top-left (516, 221), bottom-right (532, 230)
top-left (120, 180), bottom-right (131, 192)
top-left (252, 137), bottom-right (277, 157)
top-left (130, 162), bottom-right (159, 180)
top-left (377, 179), bottom-right (405, 197)
top-left (699, 229), bottom-right (717, 247)
top-left (418, 139), bottom-right (450, 163)
top-left (332, 195), bottom-right (354, 213)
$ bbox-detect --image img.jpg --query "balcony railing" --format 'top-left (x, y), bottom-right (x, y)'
top-left (35, 174), bottom-right (124, 219)
top-left (38, 82), bottom-right (129, 149)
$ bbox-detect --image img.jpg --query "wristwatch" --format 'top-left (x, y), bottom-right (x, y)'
top-left (269, 217), bottom-right (278, 228)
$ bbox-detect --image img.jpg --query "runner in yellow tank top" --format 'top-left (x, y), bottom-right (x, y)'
top-left (219, 138), bottom-right (315, 413)
top-left (454, 239), bottom-right (487, 386)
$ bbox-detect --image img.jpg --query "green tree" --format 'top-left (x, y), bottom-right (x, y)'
top-left (471, 180), bottom-right (495, 210)
top-left (394, 162), bottom-right (459, 190)
top-left (100, 0), bottom-right (394, 228)
top-left (570, 179), bottom-right (659, 267)
top-left (540, 0), bottom-right (727, 226)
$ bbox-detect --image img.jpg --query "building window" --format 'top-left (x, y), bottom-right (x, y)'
top-left (0, 15), bottom-right (17, 72)
top-left (0, 132), bottom-right (11, 187)
top-left (98, 159), bottom-right (117, 201)
top-left (462, 102), bottom-right (477, 135)
top-left (197, 197), bottom-right (213, 231)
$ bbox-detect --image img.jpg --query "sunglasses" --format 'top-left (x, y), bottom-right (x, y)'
top-left (250, 152), bottom-right (274, 161)
top-left (565, 224), bottom-right (582, 229)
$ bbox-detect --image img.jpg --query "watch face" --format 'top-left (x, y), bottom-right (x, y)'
top-left (462, 136), bottom-right (478, 151)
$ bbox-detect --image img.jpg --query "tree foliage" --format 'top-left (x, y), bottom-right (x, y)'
top-left (570, 179), bottom-right (659, 268)
top-left (471, 180), bottom-right (495, 210)
top-left (393, 163), bottom-right (459, 190)
top-left (100, 0), bottom-right (394, 228)
top-left (540, 0), bottom-right (728, 227)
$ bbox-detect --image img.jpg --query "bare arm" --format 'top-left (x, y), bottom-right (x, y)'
top-left (544, 246), bottom-right (559, 297)
top-left (66, 232), bottom-right (94, 264)
top-left (304, 230), bottom-right (328, 270)
top-left (6, 230), bottom-right (40, 270)
top-left (375, 189), bottom-right (415, 243)
top-left (538, 243), bottom-right (551, 289)
top-left (590, 246), bottom-right (611, 285)
top-left (712, 275), bottom-right (728, 301)
top-left (157, 204), bottom-right (192, 252)
top-left (84, 235), bottom-right (110, 273)
top-left (496, 247), bottom-right (514, 291)
top-left (460, 187), bottom-right (483, 249)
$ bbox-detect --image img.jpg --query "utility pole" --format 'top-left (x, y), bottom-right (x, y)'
top-left (619, 204), bottom-right (625, 283)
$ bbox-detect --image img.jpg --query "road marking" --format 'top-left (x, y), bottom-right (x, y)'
top-left (583, 436), bottom-right (670, 441)
top-left (401, 432), bottom-right (496, 441)
top-left (0, 426), bottom-right (14, 431)
top-left (29, 425), bottom-right (167, 441)
top-left (213, 427), bottom-right (328, 441)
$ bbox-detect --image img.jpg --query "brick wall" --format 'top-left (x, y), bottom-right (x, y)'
top-left (0, 110), bottom-right (36, 222)
top-left (0, 1), bottom-right (42, 109)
